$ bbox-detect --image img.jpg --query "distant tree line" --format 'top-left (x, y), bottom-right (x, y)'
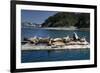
top-left (42, 12), bottom-right (90, 28)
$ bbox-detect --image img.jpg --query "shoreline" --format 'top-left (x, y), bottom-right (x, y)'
top-left (22, 27), bottom-right (90, 31)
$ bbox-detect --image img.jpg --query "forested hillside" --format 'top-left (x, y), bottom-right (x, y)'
top-left (42, 12), bottom-right (90, 28)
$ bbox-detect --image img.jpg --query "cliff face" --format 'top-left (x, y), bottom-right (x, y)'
top-left (42, 12), bottom-right (90, 28)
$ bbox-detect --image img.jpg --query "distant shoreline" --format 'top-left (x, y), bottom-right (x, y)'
top-left (42, 27), bottom-right (89, 31)
top-left (22, 27), bottom-right (90, 31)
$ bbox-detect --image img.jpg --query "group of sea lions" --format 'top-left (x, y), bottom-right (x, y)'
top-left (22, 32), bottom-right (89, 46)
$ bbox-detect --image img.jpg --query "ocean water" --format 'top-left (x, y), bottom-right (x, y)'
top-left (21, 28), bottom-right (90, 63)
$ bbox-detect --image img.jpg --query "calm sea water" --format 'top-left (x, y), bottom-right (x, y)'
top-left (21, 28), bottom-right (90, 63)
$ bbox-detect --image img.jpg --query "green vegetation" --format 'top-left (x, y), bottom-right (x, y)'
top-left (42, 12), bottom-right (90, 28)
